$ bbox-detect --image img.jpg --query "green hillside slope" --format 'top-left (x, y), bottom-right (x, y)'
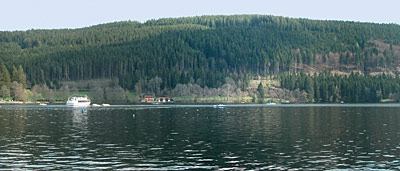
top-left (0, 15), bottom-right (399, 92)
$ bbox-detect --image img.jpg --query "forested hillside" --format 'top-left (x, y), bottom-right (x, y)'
top-left (0, 15), bottom-right (400, 101)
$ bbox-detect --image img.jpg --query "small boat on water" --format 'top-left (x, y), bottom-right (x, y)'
top-left (101, 104), bottom-right (110, 106)
top-left (214, 104), bottom-right (227, 108)
top-left (92, 104), bottom-right (101, 107)
top-left (66, 94), bottom-right (91, 107)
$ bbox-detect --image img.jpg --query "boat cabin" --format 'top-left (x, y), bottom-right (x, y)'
top-left (158, 96), bottom-right (171, 102)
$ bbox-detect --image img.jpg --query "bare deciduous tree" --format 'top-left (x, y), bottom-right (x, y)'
top-left (90, 87), bottom-right (105, 103)
top-left (1, 85), bottom-right (9, 99)
top-left (11, 81), bottom-right (25, 101)
top-left (105, 86), bottom-right (126, 104)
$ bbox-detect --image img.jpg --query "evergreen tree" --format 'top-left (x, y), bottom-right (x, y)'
top-left (11, 66), bottom-right (18, 83)
top-left (304, 76), bottom-right (314, 102)
top-left (17, 65), bottom-right (27, 88)
top-left (0, 63), bottom-right (11, 89)
top-left (257, 82), bottom-right (265, 99)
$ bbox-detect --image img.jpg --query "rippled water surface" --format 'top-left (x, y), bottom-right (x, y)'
top-left (0, 104), bottom-right (400, 170)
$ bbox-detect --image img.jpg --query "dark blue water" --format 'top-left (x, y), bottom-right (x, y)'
top-left (0, 104), bottom-right (399, 170)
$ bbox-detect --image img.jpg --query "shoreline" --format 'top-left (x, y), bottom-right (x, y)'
top-left (0, 101), bottom-right (399, 106)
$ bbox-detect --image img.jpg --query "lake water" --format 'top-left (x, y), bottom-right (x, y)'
top-left (0, 104), bottom-right (399, 170)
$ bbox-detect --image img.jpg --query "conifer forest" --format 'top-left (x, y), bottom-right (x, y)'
top-left (0, 15), bottom-right (400, 103)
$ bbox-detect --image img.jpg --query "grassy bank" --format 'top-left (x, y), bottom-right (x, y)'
top-left (173, 97), bottom-right (280, 104)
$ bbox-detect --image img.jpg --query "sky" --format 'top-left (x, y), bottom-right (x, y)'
top-left (1, 0), bottom-right (399, 31)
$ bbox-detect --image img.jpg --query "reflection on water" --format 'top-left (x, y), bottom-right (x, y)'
top-left (0, 105), bottom-right (399, 170)
top-left (72, 108), bottom-right (88, 130)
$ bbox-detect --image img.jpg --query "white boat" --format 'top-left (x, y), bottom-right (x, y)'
top-left (214, 104), bottom-right (226, 108)
top-left (66, 95), bottom-right (91, 107)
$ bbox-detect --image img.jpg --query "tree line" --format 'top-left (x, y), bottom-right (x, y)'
top-left (280, 72), bottom-right (400, 103)
top-left (0, 63), bottom-right (27, 101)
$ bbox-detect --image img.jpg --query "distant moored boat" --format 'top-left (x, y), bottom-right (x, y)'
top-left (66, 94), bottom-right (91, 107)
top-left (214, 104), bottom-right (226, 108)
